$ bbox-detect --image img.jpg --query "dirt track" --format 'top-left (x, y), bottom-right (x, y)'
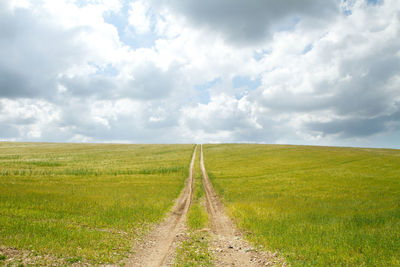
top-left (128, 144), bottom-right (283, 266)
top-left (127, 145), bottom-right (197, 267)
top-left (200, 145), bottom-right (282, 266)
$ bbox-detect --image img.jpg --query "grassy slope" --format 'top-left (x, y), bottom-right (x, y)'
top-left (175, 147), bottom-right (213, 267)
top-left (0, 142), bottom-right (194, 264)
top-left (204, 144), bottom-right (400, 266)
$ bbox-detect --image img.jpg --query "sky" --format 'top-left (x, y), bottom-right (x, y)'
top-left (0, 0), bottom-right (399, 148)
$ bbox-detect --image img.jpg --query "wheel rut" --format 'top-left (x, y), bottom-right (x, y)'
top-left (128, 145), bottom-right (197, 267)
top-left (200, 145), bottom-right (283, 266)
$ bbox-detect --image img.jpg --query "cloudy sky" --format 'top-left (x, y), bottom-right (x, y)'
top-left (1, 0), bottom-right (399, 148)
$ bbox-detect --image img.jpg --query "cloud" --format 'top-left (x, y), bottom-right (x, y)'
top-left (0, 5), bottom-right (87, 98)
top-left (247, 0), bottom-right (400, 144)
top-left (128, 0), bottom-right (151, 34)
top-left (306, 107), bottom-right (400, 138)
top-left (122, 61), bottom-right (178, 99)
top-left (150, 0), bottom-right (339, 45)
top-left (0, 0), bottom-right (128, 100)
top-left (0, 98), bottom-right (60, 140)
top-left (0, 0), bottom-right (400, 148)
top-left (180, 94), bottom-right (263, 142)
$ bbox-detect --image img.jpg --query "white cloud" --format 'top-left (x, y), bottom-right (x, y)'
top-left (0, 98), bottom-right (60, 140)
top-left (180, 94), bottom-right (263, 143)
top-left (128, 1), bottom-right (151, 34)
top-left (10, 0), bottom-right (31, 9)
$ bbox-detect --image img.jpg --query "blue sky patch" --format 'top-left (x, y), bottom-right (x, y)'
top-left (194, 78), bottom-right (221, 104)
top-left (367, 0), bottom-right (380, 5)
top-left (302, 43), bottom-right (313, 54)
top-left (233, 75), bottom-right (261, 90)
top-left (103, 3), bottom-right (158, 49)
top-left (253, 49), bottom-right (271, 61)
top-left (95, 64), bottom-right (119, 77)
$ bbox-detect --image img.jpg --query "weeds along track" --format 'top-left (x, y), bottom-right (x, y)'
top-left (200, 145), bottom-right (282, 266)
top-left (128, 145), bottom-right (197, 267)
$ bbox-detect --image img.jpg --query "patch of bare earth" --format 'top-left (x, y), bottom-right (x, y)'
top-left (0, 246), bottom-right (84, 266)
top-left (200, 145), bottom-right (286, 267)
top-left (127, 146), bottom-right (197, 267)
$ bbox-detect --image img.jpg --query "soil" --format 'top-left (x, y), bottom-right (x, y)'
top-left (200, 145), bottom-right (285, 267)
top-left (127, 146), bottom-right (197, 267)
top-left (0, 247), bottom-right (68, 266)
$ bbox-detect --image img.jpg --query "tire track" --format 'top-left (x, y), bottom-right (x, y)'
top-left (128, 145), bottom-right (197, 267)
top-left (200, 145), bottom-right (284, 266)
top-left (200, 145), bottom-right (234, 237)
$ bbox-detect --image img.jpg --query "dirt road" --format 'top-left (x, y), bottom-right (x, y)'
top-left (128, 144), bottom-right (283, 266)
top-left (200, 145), bottom-right (282, 266)
top-left (128, 145), bottom-right (197, 267)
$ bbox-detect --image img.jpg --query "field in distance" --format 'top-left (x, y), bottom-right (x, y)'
top-left (204, 144), bottom-right (400, 266)
top-left (0, 142), bottom-right (194, 265)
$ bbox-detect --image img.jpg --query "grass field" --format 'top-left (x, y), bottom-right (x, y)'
top-left (0, 142), bottom-right (194, 265)
top-left (203, 144), bottom-right (400, 266)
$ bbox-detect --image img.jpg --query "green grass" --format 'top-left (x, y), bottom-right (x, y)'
top-left (203, 144), bottom-right (400, 266)
top-left (187, 148), bottom-right (209, 231)
top-left (0, 142), bottom-right (195, 265)
top-left (175, 147), bottom-right (213, 267)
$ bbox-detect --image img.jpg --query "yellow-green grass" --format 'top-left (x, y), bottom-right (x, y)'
top-left (0, 142), bottom-right (194, 265)
top-left (175, 149), bottom-right (213, 267)
top-left (187, 148), bottom-right (209, 231)
top-left (203, 144), bottom-right (400, 266)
